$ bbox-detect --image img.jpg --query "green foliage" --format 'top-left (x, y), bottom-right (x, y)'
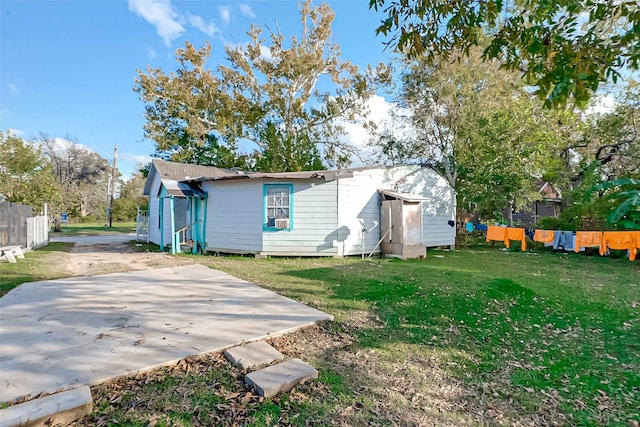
top-left (37, 134), bottom-right (110, 218)
top-left (375, 47), bottom-right (570, 217)
top-left (253, 123), bottom-right (324, 172)
top-left (112, 172), bottom-right (149, 222)
top-left (0, 131), bottom-right (63, 212)
top-left (369, 0), bottom-right (640, 108)
top-left (592, 178), bottom-right (640, 229)
top-left (135, 1), bottom-right (389, 171)
top-left (191, 253), bottom-right (639, 425)
top-left (575, 81), bottom-right (640, 183)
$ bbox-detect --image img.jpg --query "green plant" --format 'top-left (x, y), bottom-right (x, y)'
top-left (592, 178), bottom-right (640, 229)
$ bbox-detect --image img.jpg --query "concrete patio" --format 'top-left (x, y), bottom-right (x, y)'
top-left (0, 264), bottom-right (332, 404)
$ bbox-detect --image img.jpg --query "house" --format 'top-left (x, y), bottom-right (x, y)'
top-left (142, 159), bottom-right (456, 257)
top-left (504, 181), bottom-right (562, 226)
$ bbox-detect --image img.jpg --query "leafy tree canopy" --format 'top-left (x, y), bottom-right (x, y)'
top-left (0, 131), bottom-right (63, 212)
top-left (374, 47), bottom-right (572, 216)
top-left (369, 0), bottom-right (640, 108)
top-left (135, 0), bottom-right (390, 172)
top-left (36, 134), bottom-right (110, 218)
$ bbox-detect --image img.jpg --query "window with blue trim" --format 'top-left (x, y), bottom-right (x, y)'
top-left (264, 184), bottom-right (292, 230)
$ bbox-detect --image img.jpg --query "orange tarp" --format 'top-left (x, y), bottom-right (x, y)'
top-left (632, 231), bottom-right (640, 261)
top-left (486, 225), bottom-right (506, 243)
top-left (575, 231), bottom-right (603, 253)
top-left (602, 231), bottom-right (639, 260)
top-left (533, 229), bottom-right (554, 243)
top-left (504, 227), bottom-right (526, 251)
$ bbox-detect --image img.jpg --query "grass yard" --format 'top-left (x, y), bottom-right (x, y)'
top-left (79, 249), bottom-right (639, 426)
top-left (53, 221), bottom-right (136, 236)
top-left (0, 242), bottom-right (72, 296)
top-left (2, 243), bottom-right (637, 425)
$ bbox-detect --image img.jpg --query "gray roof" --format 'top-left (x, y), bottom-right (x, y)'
top-left (159, 179), bottom-right (207, 198)
top-left (143, 159), bottom-right (239, 195)
top-left (151, 158), bottom-right (236, 180)
top-left (378, 189), bottom-right (429, 202)
top-left (192, 168), bottom-right (354, 182)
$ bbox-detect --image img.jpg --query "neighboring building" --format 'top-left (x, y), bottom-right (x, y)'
top-left (142, 159), bottom-right (456, 257)
top-left (505, 182), bottom-right (563, 227)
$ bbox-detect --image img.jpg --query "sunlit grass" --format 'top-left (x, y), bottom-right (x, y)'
top-left (53, 221), bottom-right (136, 236)
top-left (0, 242), bottom-right (72, 296)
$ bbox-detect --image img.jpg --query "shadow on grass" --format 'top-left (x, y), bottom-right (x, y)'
top-left (275, 258), bottom-right (640, 425)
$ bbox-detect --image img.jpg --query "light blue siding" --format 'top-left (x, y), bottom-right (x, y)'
top-left (196, 165), bottom-right (454, 256)
top-left (262, 179), bottom-right (339, 255)
top-left (203, 180), bottom-right (263, 253)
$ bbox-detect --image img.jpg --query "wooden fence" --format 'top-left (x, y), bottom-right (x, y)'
top-left (0, 200), bottom-right (49, 249)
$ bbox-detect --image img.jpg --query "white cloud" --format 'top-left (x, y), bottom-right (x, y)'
top-left (7, 128), bottom-right (23, 136)
top-left (341, 95), bottom-right (397, 166)
top-left (146, 46), bottom-right (157, 60)
top-left (128, 0), bottom-right (184, 46)
top-left (54, 137), bottom-right (92, 152)
top-left (218, 6), bottom-right (231, 26)
top-left (120, 153), bottom-right (153, 164)
top-left (239, 4), bottom-right (256, 19)
top-left (8, 83), bottom-right (19, 94)
top-left (259, 45), bottom-right (273, 61)
top-left (585, 94), bottom-right (616, 115)
top-left (187, 14), bottom-right (219, 37)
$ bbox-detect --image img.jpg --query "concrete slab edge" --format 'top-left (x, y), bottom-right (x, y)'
top-left (2, 319), bottom-right (333, 410)
top-left (0, 386), bottom-right (92, 427)
top-left (88, 319), bottom-right (333, 387)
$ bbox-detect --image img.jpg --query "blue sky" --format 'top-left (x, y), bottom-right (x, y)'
top-left (0, 0), bottom-right (392, 178)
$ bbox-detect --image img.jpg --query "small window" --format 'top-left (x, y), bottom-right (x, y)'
top-left (264, 184), bottom-right (292, 231)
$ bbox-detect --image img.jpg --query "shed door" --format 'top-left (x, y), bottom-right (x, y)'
top-left (403, 202), bottom-right (423, 245)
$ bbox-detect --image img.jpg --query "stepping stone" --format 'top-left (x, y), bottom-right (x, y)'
top-left (224, 341), bottom-right (284, 370)
top-left (0, 386), bottom-right (92, 427)
top-left (245, 358), bottom-right (318, 398)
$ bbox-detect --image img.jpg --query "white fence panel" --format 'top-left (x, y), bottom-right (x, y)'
top-left (26, 215), bottom-right (49, 249)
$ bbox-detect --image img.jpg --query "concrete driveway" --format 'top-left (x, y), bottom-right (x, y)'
top-left (0, 264), bottom-right (332, 403)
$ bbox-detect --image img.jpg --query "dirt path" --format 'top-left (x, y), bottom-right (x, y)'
top-left (50, 235), bottom-right (194, 276)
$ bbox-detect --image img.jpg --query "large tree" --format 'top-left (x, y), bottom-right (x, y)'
top-left (552, 80), bottom-right (640, 230)
top-left (135, 0), bottom-right (389, 171)
top-left (374, 47), bottom-right (571, 217)
top-left (0, 132), bottom-right (63, 213)
top-left (369, 0), bottom-right (640, 108)
top-left (572, 81), bottom-right (640, 184)
top-left (37, 134), bottom-right (110, 218)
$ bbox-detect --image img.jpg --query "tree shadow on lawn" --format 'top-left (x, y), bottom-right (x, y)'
top-left (275, 263), bottom-right (640, 426)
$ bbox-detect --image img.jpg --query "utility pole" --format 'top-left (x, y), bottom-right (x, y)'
top-left (104, 175), bottom-right (111, 227)
top-left (108, 146), bottom-right (118, 228)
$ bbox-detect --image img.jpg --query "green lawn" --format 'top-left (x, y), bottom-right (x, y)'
top-left (52, 221), bottom-right (136, 236)
top-left (81, 249), bottom-right (639, 426)
top-left (0, 242), bottom-right (72, 296)
top-left (3, 244), bottom-right (637, 425)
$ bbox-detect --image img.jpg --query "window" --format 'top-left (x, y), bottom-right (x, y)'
top-left (264, 184), bottom-right (293, 231)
